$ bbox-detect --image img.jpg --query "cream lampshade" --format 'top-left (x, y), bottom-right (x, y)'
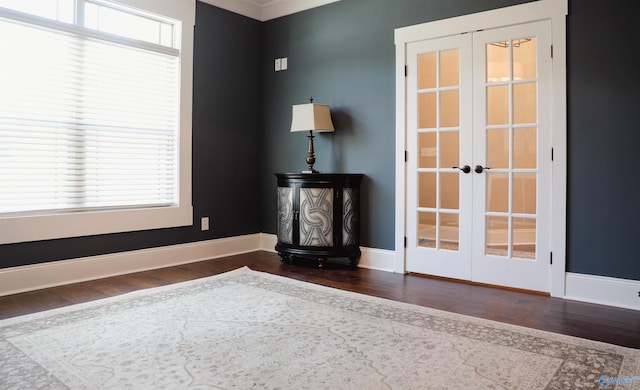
top-left (290, 99), bottom-right (334, 173)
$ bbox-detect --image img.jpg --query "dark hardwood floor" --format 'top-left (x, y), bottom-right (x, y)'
top-left (1, 251), bottom-right (638, 349)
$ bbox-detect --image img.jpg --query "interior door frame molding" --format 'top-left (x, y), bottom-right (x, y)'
top-left (394, 0), bottom-right (568, 297)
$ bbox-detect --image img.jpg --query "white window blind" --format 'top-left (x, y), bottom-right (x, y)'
top-left (0, 4), bottom-right (180, 216)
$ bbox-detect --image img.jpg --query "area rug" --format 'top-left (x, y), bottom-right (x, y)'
top-left (1, 267), bottom-right (638, 389)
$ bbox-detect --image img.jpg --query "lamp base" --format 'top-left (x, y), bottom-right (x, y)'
top-left (303, 130), bottom-right (319, 174)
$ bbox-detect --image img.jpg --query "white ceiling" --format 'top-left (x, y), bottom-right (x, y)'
top-left (247, 0), bottom-right (278, 4)
top-left (199, 0), bottom-right (340, 21)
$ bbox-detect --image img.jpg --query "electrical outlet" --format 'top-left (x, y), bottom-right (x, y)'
top-left (275, 57), bottom-right (288, 72)
top-left (201, 217), bottom-right (209, 231)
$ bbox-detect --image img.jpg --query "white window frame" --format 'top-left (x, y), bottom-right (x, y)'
top-left (0, 0), bottom-right (194, 244)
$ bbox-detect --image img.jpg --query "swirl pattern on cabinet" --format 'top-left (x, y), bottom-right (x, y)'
top-left (342, 188), bottom-right (358, 246)
top-left (299, 188), bottom-right (333, 247)
top-left (277, 187), bottom-right (293, 244)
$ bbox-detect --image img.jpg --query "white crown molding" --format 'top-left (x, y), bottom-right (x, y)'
top-left (199, 0), bottom-right (340, 21)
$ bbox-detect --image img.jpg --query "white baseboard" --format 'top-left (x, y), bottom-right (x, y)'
top-left (565, 272), bottom-right (640, 311)
top-left (260, 233), bottom-right (278, 253)
top-left (3, 234), bottom-right (638, 311)
top-left (0, 234), bottom-right (263, 297)
top-left (359, 247), bottom-right (397, 272)
top-left (258, 233), bottom-right (397, 272)
top-left (0, 233), bottom-right (398, 298)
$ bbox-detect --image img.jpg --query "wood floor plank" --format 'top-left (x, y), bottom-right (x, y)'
top-left (0, 250), bottom-right (638, 349)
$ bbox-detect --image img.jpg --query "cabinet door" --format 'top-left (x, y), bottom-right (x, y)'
top-left (299, 186), bottom-right (334, 247)
top-left (342, 187), bottom-right (358, 246)
top-left (276, 186), bottom-right (294, 244)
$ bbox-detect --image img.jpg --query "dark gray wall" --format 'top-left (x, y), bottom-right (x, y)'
top-left (566, 0), bottom-right (640, 279)
top-left (258, 0), bottom-right (640, 281)
top-left (0, 2), bottom-right (262, 268)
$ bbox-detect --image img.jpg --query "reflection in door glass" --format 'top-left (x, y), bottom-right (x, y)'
top-left (418, 52), bottom-right (437, 89)
top-left (487, 85), bottom-right (509, 125)
top-left (440, 172), bottom-right (459, 210)
top-left (486, 216), bottom-right (508, 257)
top-left (440, 90), bottom-right (459, 127)
top-left (440, 213), bottom-right (459, 251)
top-left (513, 37), bottom-right (537, 80)
top-left (486, 173), bottom-right (509, 213)
top-left (440, 49), bottom-right (459, 87)
top-left (513, 217), bottom-right (536, 259)
top-left (439, 131), bottom-right (459, 168)
top-left (486, 41), bottom-right (509, 82)
top-left (418, 211), bottom-right (436, 248)
top-left (418, 92), bottom-right (437, 128)
top-left (514, 83), bottom-right (537, 124)
top-left (514, 127), bottom-right (537, 168)
top-left (486, 129), bottom-right (509, 169)
top-left (513, 173), bottom-right (536, 214)
top-left (418, 172), bottom-right (436, 208)
top-left (418, 132), bottom-right (437, 168)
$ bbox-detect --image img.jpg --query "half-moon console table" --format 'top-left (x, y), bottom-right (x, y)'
top-left (275, 173), bottom-right (363, 268)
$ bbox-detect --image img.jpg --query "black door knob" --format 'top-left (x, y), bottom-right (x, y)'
top-left (453, 165), bottom-right (471, 174)
top-left (474, 165), bottom-right (490, 174)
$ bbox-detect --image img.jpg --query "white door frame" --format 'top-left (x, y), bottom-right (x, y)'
top-left (394, 0), bottom-right (568, 297)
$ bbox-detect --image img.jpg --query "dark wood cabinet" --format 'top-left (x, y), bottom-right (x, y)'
top-left (275, 173), bottom-right (363, 268)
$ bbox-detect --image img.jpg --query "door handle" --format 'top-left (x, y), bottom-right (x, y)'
top-left (474, 165), bottom-right (491, 174)
top-left (453, 165), bottom-right (471, 174)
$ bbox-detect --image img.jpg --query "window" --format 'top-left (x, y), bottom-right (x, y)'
top-left (0, 0), bottom-right (194, 244)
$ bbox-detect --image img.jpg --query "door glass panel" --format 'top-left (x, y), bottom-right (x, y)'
top-left (418, 211), bottom-right (436, 248)
top-left (440, 49), bottom-right (459, 87)
top-left (513, 37), bottom-right (536, 80)
top-left (439, 131), bottom-right (459, 168)
top-left (486, 173), bottom-right (509, 213)
top-left (419, 132), bottom-right (437, 168)
top-left (486, 216), bottom-right (508, 257)
top-left (418, 52), bottom-right (436, 89)
top-left (486, 42), bottom-right (509, 82)
top-left (486, 129), bottom-right (509, 169)
top-left (440, 172), bottom-right (459, 210)
top-left (440, 213), bottom-right (459, 251)
top-left (513, 217), bottom-right (536, 259)
top-left (513, 173), bottom-right (536, 214)
top-left (483, 32), bottom-right (540, 263)
top-left (513, 82), bottom-right (536, 124)
top-left (418, 172), bottom-right (436, 208)
top-left (514, 127), bottom-right (537, 168)
top-left (418, 92), bottom-right (436, 128)
top-left (487, 85), bottom-right (509, 125)
top-left (416, 46), bottom-right (462, 255)
top-left (440, 90), bottom-right (459, 127)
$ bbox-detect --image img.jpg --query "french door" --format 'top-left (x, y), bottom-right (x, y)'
top-left (406, 21), bottom-right (552, 292)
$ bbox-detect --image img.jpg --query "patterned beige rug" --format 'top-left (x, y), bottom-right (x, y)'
top-left (1, 267), bottom-right (638, 389)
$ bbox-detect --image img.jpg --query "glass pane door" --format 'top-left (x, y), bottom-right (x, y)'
top-left (406, 34), bottom-right (473, 280)
top-left (472, 21), bottom-right (552, 292)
